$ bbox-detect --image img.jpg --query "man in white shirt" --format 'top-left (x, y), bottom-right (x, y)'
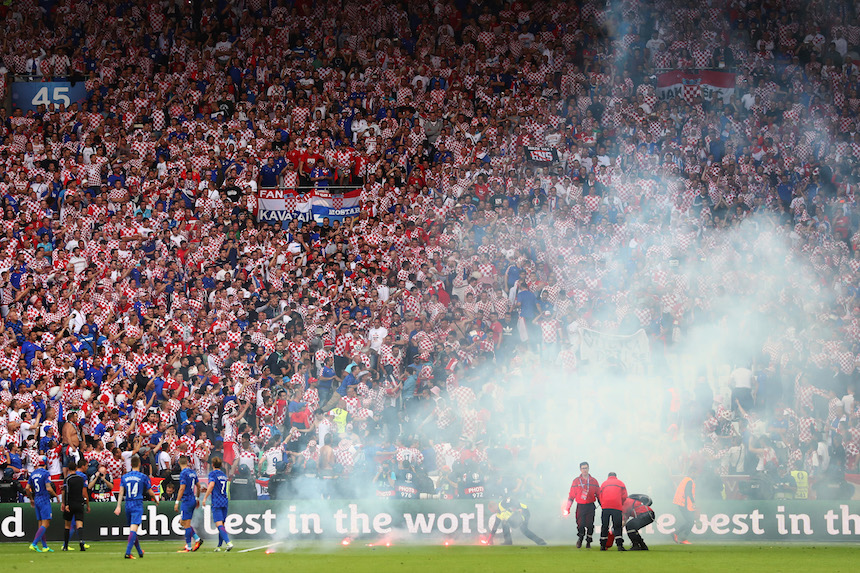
top-left (65, 230), bottom-right (83, 251)
top-left (376, 280), bottom-right (390, 302)
top-left (214, 33), bottom-right (233, 64)
top-left (262, 444), bottom-right (283, 477)
top-left (30, 175), bottom-right (49, 201)
top-left (351, 113), bottom-right (370, 144)
top-left (645, 33), bottom-right (664, 55)
top-left (69, 247), bottom-right (88, 275)
top-left (169, 228), bottom-right (186, 248)
top-left (155, 446), bottom-right (172, 474)
top-left (842, 386), bottom-right (855, 417)
top-left (595, 145), bottom-right (611, 167)
top-left (832, 37), bottom-right (848, 57)
top-left (69, 301), bottom-right (86, 333)
top-left (729, 366), bottom-right (756, 413)
top-left (19, 411), bottom-right (38, 443)
top-left (367, 318), bottom-right (388, 353)
top-left (25, 48), bottom-right (46, 76)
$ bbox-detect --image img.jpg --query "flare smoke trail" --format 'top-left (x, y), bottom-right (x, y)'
top-left (516, 208), bottom-right (835, 507)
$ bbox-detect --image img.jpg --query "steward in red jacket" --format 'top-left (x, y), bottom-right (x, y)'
top-left (598, 472), bottom-right (628, 550)
top-left (622, 495), bottom-right (656, 550)
top-left (598, 473), bottom-right (628, 510)
top-left (564, 461), bottom-right (600, 548)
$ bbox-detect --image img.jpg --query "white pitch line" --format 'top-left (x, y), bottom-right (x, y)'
top-left (238, 542), bottom-right (282, 553)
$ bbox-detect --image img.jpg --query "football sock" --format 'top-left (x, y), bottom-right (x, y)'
top-left (33, 525), bottom-right (45, 546)
top-left (217, 525), bottom-right (230, 544)
top-left (126, 531), bottom-right (137, 556)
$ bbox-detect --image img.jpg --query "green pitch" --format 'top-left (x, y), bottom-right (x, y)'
top-left (3, 541), bottom-right (860, 573)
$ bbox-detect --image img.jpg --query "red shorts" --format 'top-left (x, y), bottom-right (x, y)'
top-left (50, 474), bottom-right (63, 495)
top-left (222, 441), bottom-right (238, 465)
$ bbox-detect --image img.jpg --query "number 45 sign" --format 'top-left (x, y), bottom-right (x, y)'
top-left (11, 81), bottom-right (88, 111)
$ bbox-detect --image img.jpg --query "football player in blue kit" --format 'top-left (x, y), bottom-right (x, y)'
top-left (202, 456), bottom-right (233, 552)
top-left (174, 455), bottom-right (203, 552)
top-left (114, 454), bottom-right (159, 559)
top-left (27, 455), bottom-right (56, 552)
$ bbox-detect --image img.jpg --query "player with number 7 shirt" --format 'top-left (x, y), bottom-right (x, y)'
top-left (202, 456), bottom-right (233, 552)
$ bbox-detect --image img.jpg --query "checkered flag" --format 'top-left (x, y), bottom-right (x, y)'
top-left (284, 195), bottom-right (297, 211)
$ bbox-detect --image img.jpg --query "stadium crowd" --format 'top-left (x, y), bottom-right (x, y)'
top-left (0, 0), bottom-right (860, 505)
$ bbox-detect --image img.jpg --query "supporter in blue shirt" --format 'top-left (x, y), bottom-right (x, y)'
top-left (21, 332), bottom-right (43, 369)
top-left (516, 283), bottom-right (539, 320)
top-left (335, 369), bottom-right (359, 396)
top-left (260, 159), bottom-right (280, 188)
top-left (75, 324), bottom-right (97, 355)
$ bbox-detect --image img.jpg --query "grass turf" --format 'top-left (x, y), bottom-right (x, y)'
top-left (3, 541), bottom-right (860, 573)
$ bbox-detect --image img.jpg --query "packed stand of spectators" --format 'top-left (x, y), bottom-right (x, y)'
top-left (0, 0), bottom-right (860, 503)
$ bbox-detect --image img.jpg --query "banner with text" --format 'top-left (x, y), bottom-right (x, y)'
top-left (2, 500), bottom-right (860, 543)
top-left (525, 146), bottom-right (560, 165)
top-left (656, 71), bottom-right (736, 103)
top-left (578, 328), bottom-right (651, 374)
top-left (256, 188), bottom-right (361, 224)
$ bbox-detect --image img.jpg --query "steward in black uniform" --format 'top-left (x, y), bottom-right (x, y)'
top-left (0, 468), bottom-right (25, 502)
top-left (230, 465), bottom-right (258, 500)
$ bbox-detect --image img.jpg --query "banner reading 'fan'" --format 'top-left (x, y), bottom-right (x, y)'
top-left (656, 71), bottom-right (736, 104)
top-left (257, 188), bottom-right (361, 224)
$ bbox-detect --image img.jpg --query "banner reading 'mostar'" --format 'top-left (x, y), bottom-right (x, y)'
top-left (657, 71), bottom-right (736, 103)
top-left (257, 188), bottom-right (361, 224)
top-left (579, 328), bottom-right (651, 375)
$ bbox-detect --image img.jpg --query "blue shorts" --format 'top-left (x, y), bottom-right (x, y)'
top-left (126, 509), bottom-right (143, 526)
top-left (34, 501), bottom-right (52, 521)
top-left (181, 501), bottom-right (196, 521)
top-left (212, 507), bottom-right (228, 524)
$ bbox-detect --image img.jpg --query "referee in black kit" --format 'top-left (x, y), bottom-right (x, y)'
top-left (61, 459), bottom-right (91, 551)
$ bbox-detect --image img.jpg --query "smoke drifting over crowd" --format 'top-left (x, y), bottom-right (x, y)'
top-left (527, 210), bottom-right (830, 503)
top-left (256, 198), bottom-right (836, 547)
